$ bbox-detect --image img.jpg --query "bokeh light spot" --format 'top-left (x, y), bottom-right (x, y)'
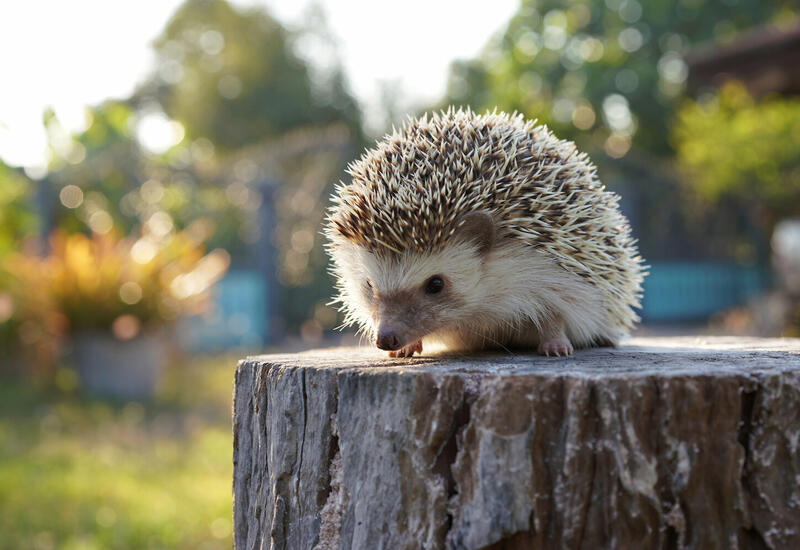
top-left (225, 182), bottom-right (250, 207)
top-left (618, 0), bottom-right (643, 23)
top-left (191, 138), bottom-right (215, 162)
top-left (88, 210), bottom-right (113, 234)
top-left (618, 27), bottom-right (643, 52)
top-left (603, 94), bottom-right (634, 133)
top-left (112, 315), bottom-right (140, 341)
top-left (570, 4), bottom-right (592, 27)
top-left (200, 30), bottom-right (225, 55)
top-left (119, 282), bottom-right (143, 305)
top-left (580, 37), bottom-right (604, 62)
top-left (519, 72), bottom-right (544, 97)
top-left (218, 75), bottom-right (242, 99)
top-left (290, 228), bottom-right (314, 254)
top-left (131, 239), bottom-right (158, 264)
top-left (158, 59), bottom-right (184, 84)
top-left (543, 25), bottom-right (567, 50)
top-left (572, 104), bottom-right (596, 130)
top-left (145, 211), bottom-right (174, 238)
top-left (59, 185), bottom-right (84, 208)
top-left (552, 97), bottom-right (575, 124)
top-left (658, 52), bottom-right (688, 84)
top-left (136, 112), bottom-right (185, 154)
top-left (141, 179), bottom-right (165, 204)
top-left (605, 133), bottom-right (632, 158)
top-left (514, 32), bottom-right (541, 63)
top-left (65, 142), bottom-right (87, 165)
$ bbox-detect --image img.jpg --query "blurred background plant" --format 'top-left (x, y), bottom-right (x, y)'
top-left (2, 230), bottom-right (228, 373)
top-left (1, 0), bottom-right (799, 547)
top-left (674, 81), bottom-right (800, 230)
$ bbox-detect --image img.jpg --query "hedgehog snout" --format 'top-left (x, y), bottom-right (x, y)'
top-left (375, 325), bottom-right (402, 351)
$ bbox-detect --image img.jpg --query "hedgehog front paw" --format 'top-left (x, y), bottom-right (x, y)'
top-left (538, 337), bottom-right (573, 357)
top-left (389, 340), bottom-right (422, 358)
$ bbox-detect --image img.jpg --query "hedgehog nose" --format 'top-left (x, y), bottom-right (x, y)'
top-left (376, 330), bottom-right (401, 351)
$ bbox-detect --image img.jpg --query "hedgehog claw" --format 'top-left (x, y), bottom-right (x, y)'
top-left (538, 337), bottom-right (573, 357)
top-left (388, 340), bottom-right (422, 358)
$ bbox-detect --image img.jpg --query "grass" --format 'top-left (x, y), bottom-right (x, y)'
top-left (0, 354), bottom-right (240, 550)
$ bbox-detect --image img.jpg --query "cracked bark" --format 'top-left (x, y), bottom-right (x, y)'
top-left (232, 337), bottom-right (800, 550)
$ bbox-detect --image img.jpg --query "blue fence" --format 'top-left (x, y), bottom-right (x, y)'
top-left (641, 262), bottom-right (768, 321)
top-left (180, 270), bottom-right (268, 353)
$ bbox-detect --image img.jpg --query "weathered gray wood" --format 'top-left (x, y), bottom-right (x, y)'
top-left (232, 337), bottom-right (800, 550)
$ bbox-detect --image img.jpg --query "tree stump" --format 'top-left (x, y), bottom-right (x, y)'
top-left (232, 337), bottom-right (800, 550)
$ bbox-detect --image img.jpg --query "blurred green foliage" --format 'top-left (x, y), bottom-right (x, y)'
top-left (0, 162), bottom-right (37, 257)
top-left (441, 0), bottom-right (795, 155)
top-left (141, 0), bottom-right (361, 151)
top-left (45, 101), bottom-right (251, 255)
top-left (673, 82), bottom-right (800, 225)
top-left (0, 163), bottom-right (37, 352)
top-left (0, 354), bottom-right (237, 550)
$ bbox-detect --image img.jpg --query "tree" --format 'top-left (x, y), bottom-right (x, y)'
top-left (139, 0), bottom-right (361, 152)
top-left (440, 0), bottom-right (794, 157)
top-left (43, 101), bottom-right (251, 256)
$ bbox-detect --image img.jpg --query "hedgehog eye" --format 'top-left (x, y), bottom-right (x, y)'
top-left (424, 276), bottom-right (444, 295)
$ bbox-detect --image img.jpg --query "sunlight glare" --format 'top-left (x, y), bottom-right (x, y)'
top-left (136, 112), bottom-right (185, 154)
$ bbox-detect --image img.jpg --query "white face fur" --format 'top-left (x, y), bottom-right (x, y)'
top-left (331, 226), bottom-right (616, 353)
top-left (332, 239), bottom-right (487, 350)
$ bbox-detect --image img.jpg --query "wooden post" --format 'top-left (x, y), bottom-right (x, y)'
top-left (232, 337), bottom-right (800, 550)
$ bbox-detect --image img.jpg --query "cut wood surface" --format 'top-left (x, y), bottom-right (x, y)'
top-left (232, 337), bottom-right (800, 550)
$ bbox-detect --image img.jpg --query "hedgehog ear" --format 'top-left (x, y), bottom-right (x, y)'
top-left (454, 211), bottom-right (495, 255)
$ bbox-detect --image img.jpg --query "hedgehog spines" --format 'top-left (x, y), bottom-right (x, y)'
top-left (326, 107), bottom-right (645, 333)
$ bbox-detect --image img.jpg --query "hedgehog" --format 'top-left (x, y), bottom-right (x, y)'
top-left (325, 108), bottom-right (645, 358)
